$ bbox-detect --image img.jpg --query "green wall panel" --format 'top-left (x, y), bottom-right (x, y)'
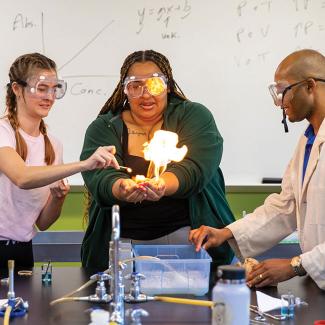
top-left (47, 188), bottom-right (280, 230)
top-left (226, 193), bottom-right (270, 219)
top-left (48, 192), bottom-right (85, 231)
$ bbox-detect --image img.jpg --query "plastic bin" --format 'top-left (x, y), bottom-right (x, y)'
top-left (133, 245), bottom-right (211, 296)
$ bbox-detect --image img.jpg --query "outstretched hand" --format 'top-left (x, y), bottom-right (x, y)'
top-left (246, 258), bottom-right (296, 288)
top-left (115, 178), bottom-right (147, 203)
top-left (114, 177), bottom-right (167, 204)
top-left (139, 178), bottom-right (166, 201)
top-left (188, 226), bottom-right (233, 252)
top-left (50, 179), bottom-right (70, 200)
top-left (84, 146), bottom-right (119, 170)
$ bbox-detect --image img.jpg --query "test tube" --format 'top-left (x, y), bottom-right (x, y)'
top-left (281, 293), bottom-right (295, 318)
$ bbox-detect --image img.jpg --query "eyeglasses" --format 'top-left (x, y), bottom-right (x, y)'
top-left (269, 78), bottom-right (325, 106)
top-left (123, 73), bottom-right (168, 98)
top-left (16, 75), bottom-right (67, 99)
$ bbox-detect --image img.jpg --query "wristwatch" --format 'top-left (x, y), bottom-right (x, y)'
top-left (290, 256), bottom-right (307, 276)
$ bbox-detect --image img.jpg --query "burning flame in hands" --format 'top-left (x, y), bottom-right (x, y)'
top-left (143, 130), bottom-right (188, 180)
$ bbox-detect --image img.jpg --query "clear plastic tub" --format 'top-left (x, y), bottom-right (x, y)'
top-left (133, 245), bottom-right (211, 296)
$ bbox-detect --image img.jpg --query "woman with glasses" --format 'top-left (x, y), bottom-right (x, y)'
top-left (80, 50), bottom-right (235, 270)
top-left (0, 53), bottom-right (119, 268)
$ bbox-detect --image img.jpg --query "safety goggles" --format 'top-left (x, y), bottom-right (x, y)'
top-left (123, 73), bottom-right (168, 98)
top-left (16, 75), bottom-right (67, 99)
top-left (268, 78), bottom-right (325, 106)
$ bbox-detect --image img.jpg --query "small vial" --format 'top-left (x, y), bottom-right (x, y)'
top-left (41, 262), bottom-right (52, 285)
top-left (295, 296), bottom-right (308, 306)
top-left (281, 293), bottom-right (295, 318)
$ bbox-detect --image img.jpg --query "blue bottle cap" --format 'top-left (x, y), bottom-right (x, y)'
top-left (217, 265), bottom-right (246, 280)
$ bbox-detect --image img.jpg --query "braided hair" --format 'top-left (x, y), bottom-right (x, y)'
top-left (100, 50), bottom-right (187, 115)
top-left (83, 50), bottom-right (187, 226)
top-left (5, 53), bottom-right (56, 165)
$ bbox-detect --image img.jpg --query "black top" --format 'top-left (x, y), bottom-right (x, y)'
top-left (120, 122), bottom-right (190, 240)
top-left (217, 265), bottom-right (246, 280)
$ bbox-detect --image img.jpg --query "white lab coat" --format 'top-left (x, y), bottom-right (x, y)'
top-left (227, 118), bottom-right (325, 290)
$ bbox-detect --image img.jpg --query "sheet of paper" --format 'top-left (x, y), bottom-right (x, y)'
top-left (256, 291), bottom-right (287, 312)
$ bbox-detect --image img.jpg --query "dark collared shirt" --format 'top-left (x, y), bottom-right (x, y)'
top-left (302, 124), bottom-right (316, 183)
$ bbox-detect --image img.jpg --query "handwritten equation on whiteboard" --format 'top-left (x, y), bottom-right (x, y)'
top-left (136, 0), bottom-right (191, 39)
top-left (9, 0), bottom-right (325, 72)
top-left (233, 0), bottom-right (325, 68)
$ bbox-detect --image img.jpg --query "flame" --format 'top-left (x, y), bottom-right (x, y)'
top-left (134, 175), bottom-right (147, 183)
top-left (143, 130), bottom-right (187, 180)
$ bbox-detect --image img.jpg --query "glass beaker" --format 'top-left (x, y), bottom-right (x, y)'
top-left (41, 262), bottom-right (52, 285)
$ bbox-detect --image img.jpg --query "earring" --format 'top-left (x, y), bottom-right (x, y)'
top-left (123, 99), bottom-right (129, 108)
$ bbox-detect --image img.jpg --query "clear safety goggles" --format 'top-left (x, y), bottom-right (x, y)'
top-left (123, 73), bottom-right (168, 98)
top-left (17, 75), bottom-right (67, 99)
top-left (268, 82), bottom-right (284, 106)
top-left (269, 78), bottom-right (325, 106)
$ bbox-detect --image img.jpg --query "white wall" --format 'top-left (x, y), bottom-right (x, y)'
top-left (1, 0), bottom-right (324, 185)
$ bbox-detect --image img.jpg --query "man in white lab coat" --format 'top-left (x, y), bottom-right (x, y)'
top-left (189, 49), bottom-right (325, 290)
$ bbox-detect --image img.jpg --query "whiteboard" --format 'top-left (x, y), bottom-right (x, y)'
top-left (1, 0), bottom-right (324, 185)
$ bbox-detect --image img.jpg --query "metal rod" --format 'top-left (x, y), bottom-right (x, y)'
top-left (7, 260), bottom-right (15, 300)
top-left (250, 305), bottom-right (286, 321)
top-left (109, 205), bottom-right (124, 324)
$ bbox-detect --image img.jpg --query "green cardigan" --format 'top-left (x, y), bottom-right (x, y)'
top-left (80, 95), bottom-right (235, 269)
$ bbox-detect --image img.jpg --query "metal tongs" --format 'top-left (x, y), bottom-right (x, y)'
top-left (250, 305), bottom-right (286, 321)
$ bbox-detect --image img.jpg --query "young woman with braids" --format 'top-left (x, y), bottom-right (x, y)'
top-left (80, 49), bottom-right (235, 270)
top-left (0, 53), bottom-right (119, 268)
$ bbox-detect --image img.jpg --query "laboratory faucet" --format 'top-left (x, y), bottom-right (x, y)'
top-left (109, 205), bottom-right (125, 324)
